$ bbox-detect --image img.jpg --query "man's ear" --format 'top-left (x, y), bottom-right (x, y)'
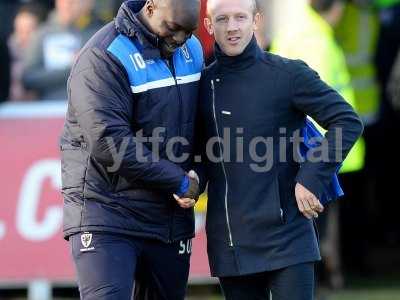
top-left (204, 17), bottom-right (214, 35)
top-left (144, 0), bottom-right (155, 17)
top-left (253, 12), bottom-right (262, 31)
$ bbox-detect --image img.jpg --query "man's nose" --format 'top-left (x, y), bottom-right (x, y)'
top-left (227, 18), bottom-right (239, 32)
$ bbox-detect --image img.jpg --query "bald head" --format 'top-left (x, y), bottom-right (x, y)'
top-left (167, 0), bottom-right (200, 25)
top-left (148, 0), bottom-right (200, 26)
top-left (138, 0), bottom-right (200, 58)
top-left (156, 0), bottom-right (200, 15)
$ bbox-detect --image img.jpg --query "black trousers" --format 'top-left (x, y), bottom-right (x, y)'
top-left (70, 232), bottom-right (192, 300)
top-left (219, 262), bottom-right (315, 300)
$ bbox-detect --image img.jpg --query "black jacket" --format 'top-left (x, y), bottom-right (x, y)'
top-left (197, 37), bottom-right (363, 277)
top-left (60, 0), bottom-right (203, 242)
top-left (0, 36), bottom-right (10, 102)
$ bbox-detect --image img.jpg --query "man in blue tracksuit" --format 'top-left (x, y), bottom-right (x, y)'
top-left (191, 0), bottom-right (363, 298)
top-left (60, 0), bottom-right (203, 299)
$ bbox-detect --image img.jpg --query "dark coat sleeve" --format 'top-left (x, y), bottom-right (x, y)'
top-left (68, 48), bottom-right (185, 193)
top-left (192, 98), bottom-right (208, 194)
top-left (0, 37), bottom-right (10, 102)
top-left (290, 60), bottom-right (364, 200)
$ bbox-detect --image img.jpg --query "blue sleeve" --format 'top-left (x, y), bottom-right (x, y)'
top-left (300, 119), bottom-right (344, 204)
top-left (176, 175), bottom-right (190, 197)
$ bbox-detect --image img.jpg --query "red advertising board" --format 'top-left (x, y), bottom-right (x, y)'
top-left (0, 102), bottom-right (210, 284)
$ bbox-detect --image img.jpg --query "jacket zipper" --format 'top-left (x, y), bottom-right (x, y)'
top-left (167, 58), bottom-right (183, 149)
top-left (211, 79), bottom-right (234, 247)
top-left (165, 57), bottom-right (183, 243)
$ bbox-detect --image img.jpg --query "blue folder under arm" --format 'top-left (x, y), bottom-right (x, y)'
top-left (299, 119), bottom-right (344, 204)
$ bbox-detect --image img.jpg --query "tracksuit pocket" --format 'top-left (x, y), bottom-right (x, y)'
top-left (61, 145), bottom-right (89, 192)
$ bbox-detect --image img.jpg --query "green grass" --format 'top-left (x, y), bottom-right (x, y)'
top-left (187, 289), bottom-right (400, 300)
top-left (187, 287), bottom-right (400, 300)
top-left (327, 289), bottom-right (400, 300)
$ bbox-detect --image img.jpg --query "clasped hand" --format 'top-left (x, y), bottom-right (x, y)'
top-left (173, 170), bottom-right (199, 209)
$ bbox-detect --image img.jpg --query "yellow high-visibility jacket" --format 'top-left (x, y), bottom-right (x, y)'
top-left (335, 2), bottom-right (381, 126)
top-left (271, 5), bottom-right (365, 173)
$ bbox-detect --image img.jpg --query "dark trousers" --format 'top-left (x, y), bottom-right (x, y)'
top-left (70, 232), bottom-right (192, 300)
top-left (219, 263), bottom-right (315, 300)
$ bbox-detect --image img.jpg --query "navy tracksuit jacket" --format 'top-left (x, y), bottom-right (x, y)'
top-left (60, 0), bottom-right (203, 242)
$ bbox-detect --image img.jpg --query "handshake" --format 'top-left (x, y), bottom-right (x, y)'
top-left (173, 170), bottom-right (199, 209)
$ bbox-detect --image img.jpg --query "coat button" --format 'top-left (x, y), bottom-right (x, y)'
top-left (216, 78), bottom-right (220, 82)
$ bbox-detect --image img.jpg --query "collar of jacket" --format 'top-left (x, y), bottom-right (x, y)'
top-left (214, 35), bottom-right (261, 72)
top-left (114, 0), bottom-right (162, 60)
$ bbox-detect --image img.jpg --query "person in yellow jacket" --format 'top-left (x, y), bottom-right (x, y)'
top-left (271, 1), bottom-right (365, 177)
top-left (335, 1), bottom-right (381, 126)
top-left (270, 0), bottom-right (365, 290)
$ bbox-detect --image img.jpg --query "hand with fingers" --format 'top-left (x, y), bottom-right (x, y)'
top-left (295, 183), bottom-right (324, 219)
top-left (174, 170), bottom-right (199, 209)
top-left (173, 194), bottom-right (196, 209)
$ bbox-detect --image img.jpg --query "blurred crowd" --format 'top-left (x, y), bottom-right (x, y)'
top-left (0, 0), bottom-right (125, 102)
top-left (1, 0), bottom-right (399, 116)
top-left (0, 0), bottom-right (399, 292)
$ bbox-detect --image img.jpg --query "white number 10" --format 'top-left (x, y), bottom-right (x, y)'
top-left (129, 53), bottom-right (146, 71)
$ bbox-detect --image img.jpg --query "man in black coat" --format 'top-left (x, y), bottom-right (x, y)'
top-left (190, 0), bottom-right (363, 298)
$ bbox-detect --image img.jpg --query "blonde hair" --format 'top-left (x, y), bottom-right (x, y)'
top-left (206, 0), bottom-right (257, 17)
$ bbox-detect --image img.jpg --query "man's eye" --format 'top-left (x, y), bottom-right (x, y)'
top-left (216, 16), bottom-right (228, 23)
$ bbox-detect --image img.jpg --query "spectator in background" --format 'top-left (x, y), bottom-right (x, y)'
top-left (94, 0), bottom-right (125, 23)
top-left (388, 51), bottom-right (400, 110)
top-left (22, 0), bottom-right (102, 101)
top-left (8, 4), bottom-right (46, 101)
top-left (0, 0), bottom-right (52, 40)
top-left (374, 0), bottom-right (400, 251)
top-left (254, 0), bottom-right (272, 50)
top-left (0, 0), bottom-right (28, 40)
top-left (197, 0), bottom-right (216, 64)
top-left (270, 0), bottom-right (366, 290)
top-left (0, 36), bottom-right (11, 103)
top-left (375, 0), bottom-right (400, 90)
top-left (334, 0), bottom-right (383, 276)
top-left (335, 0), bottom-right (381, 127)
top-left (0, 0), bottom-right (33, 103)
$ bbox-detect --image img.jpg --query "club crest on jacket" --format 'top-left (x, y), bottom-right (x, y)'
top-left (81, 232), bottom-right (92, 248)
